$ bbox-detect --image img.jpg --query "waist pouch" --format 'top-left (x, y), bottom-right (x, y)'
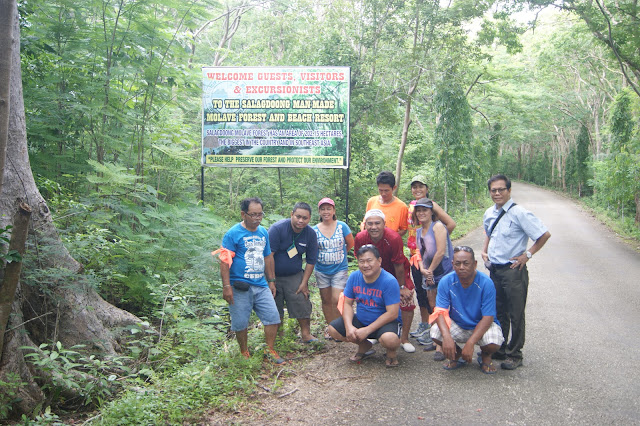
top-left (232, 281), bottom-right (251, 291)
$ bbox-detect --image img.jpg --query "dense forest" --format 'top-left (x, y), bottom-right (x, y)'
top-left (1, 0), bottom-right (639, 422)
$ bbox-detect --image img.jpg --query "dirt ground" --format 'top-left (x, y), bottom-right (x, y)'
top-left (203, 339), bottom-right (386, 425)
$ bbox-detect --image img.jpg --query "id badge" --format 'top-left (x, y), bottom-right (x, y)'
top-left (287, 243), bottom-right (298, 258)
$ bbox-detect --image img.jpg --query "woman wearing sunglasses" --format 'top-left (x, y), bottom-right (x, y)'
top-left (412, 197), bottom-right (454, 361)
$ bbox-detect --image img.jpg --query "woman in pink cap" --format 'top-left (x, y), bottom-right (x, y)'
top-left (313, 197), bottom-right (354, 338)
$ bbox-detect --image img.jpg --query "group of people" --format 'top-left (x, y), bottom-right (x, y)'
top-left (215, 172), bottom-right (550, 373)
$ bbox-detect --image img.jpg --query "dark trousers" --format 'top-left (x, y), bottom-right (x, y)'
top-left (490, 265), bottom-right (529, 359)
top-left (411, 265), bottom-right (431, 312)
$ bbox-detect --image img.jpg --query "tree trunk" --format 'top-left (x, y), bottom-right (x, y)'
top-left (0, 5), bottom-right (139, 418)
top-left (0, 202), bottom-right (30, 358)
top-left (0, 0), bottom-right (15, 197)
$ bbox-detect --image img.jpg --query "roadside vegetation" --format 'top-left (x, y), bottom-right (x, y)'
top-left (1, 0), bottom-right (638, 423)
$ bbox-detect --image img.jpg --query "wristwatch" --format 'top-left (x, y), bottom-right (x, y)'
top-left (525, 250), bottom-right (532, 259)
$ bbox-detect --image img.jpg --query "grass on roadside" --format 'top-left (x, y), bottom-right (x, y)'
top-left (92, 292), bottom-right (327, 425)
top-left (580, 198), bottom-right (640, 247)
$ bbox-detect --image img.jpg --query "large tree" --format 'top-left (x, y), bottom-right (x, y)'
top-left (0, 3), bottom-right (138, 417)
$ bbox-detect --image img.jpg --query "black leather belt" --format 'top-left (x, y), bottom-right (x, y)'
top-left (492, 263), bottom-right (513, 269)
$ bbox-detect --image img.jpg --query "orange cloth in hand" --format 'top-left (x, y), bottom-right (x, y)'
top-left (428, 307), bottom-right (451, 328)
top-left (410, 252), bottom-right (422, 269)
top-left (211, 248), bottom-right (236, 267)
top-left (337, 292), bottom-right (345, 315)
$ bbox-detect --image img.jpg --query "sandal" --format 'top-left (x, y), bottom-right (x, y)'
top-left (477, 354), bottom-right (497, 374)
top-left (349, 349), bottom-right (375, 362)
top-left (443, 359), bottom-right (465, 370)
top-left (385, 356), bottom-right (399, 368)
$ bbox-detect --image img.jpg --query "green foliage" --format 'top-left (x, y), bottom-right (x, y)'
top-left (96, 320), bottom-right (324, 425)
top-left (477, 15), bottom-right (525, 54)
top-left (21, 406), bottom-right (63, 425)
top-left (21, 342), bottom-right (135, 409)
top-left (433, 78), bottom-right (477, 208)
top-left (0, 373), bottom-right (26, 420)
top-left (15, 0), bottom-right (640, 421)
top-left (0, 225), bottom-right (22, 263)
top-left (590, 89), bottom-right (640, 222)
top-left (573, 125), bottom-right (592, 195)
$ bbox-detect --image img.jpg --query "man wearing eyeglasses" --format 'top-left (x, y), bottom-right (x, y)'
top-left (429, 246), bottom-right (504, 373)
top-left (354, 209), bottom-right (416, 353)
top-left (268, 202), bottom-right (319, 343)
top-left (481, 174), bottom-right (551, 370)
top-left (219, 197), bottom-right (284, 364)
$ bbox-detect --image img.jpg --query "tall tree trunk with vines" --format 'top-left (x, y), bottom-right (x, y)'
top-left (0, 5), bottom-right (139, 418)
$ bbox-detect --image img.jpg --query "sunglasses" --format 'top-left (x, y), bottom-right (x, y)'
top-left (453, 246), bottom-right (473, 253)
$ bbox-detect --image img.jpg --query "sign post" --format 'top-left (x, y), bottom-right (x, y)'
top-left (201, 66), bottom-right (350, 169)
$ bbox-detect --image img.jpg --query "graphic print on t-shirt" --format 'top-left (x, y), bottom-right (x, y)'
top-left (317, 225), bottom-right (345, 265)
top-left (243, 235), bottom-right (266, 279)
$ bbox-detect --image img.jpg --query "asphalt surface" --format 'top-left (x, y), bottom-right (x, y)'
top-left (331, 182), bottom-right (640, 425)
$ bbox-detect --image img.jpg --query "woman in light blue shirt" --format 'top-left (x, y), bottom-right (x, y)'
top-left (313, 197), bottom-right (354, 337)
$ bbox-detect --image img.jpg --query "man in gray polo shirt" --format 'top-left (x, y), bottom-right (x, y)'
top-left (481, 175), bottom-right (551, 370)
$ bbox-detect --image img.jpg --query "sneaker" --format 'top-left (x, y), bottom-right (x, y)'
top-left (264, 348), bottom-right (286, 365)
top-left (501, 357), bottom-right (522, 370)
top-left (416, 334), bottom-right (433, 345)
top-left (410, 322), bottom-right (431, 338)
top-left (422, 343), bottom-right (437, 352)
top-left (401, 342), bottom-right (416, 353)
top-left (367, 339), bottom-right (378, 345)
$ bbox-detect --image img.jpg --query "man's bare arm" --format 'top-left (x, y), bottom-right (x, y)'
top-left (220, 262), bottom-right (233, 305)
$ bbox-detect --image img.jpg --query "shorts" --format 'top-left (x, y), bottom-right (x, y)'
top-left (430, 319), bottom-right (504, 347)
top-left (228, 285), bottom-right (281, 332)
top-left (329, 316), bottom-right (401, 340)
top-left (411, 265), bottom-right (429, 309)
top-left (274, 270), bottom-right (313, 319)
top-left (315, 269), bottom-right (348, 290)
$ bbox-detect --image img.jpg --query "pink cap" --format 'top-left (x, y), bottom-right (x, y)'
top-left (318, 197), bottom-right (335, 208)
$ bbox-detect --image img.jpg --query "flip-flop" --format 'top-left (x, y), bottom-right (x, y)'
top-left (477, 354), bottom-right (497, 374)
top-left (385, 356), bottom-right (399, 368)
top-left (349, 348), bottom-right (375, 362)
top-left (480, 361), bottom-right (497, 374)
top-left (443, 359), bottom-right (465, 370)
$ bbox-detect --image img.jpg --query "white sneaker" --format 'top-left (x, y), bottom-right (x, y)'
top-left (401, 342), bottom-right (416, 353)
top-left (367, 339), bottom-right (378, 345)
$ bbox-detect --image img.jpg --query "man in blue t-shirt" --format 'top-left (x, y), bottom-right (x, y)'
top-left (269, 202), bottom-right (319, 343)
top-left (220, 197), bottom-right (284, 364)
top-left (328, 245), bottom-right (402, 368)
top-left (429, 246), bottom-right (504, 374)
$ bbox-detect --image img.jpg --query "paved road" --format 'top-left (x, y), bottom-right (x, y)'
top-left (342, 181), bottom-right (640, 425)
top-left (257, 182), bottom-right (640, 425)
top-left (251, 184), bottom-right (640, 425)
